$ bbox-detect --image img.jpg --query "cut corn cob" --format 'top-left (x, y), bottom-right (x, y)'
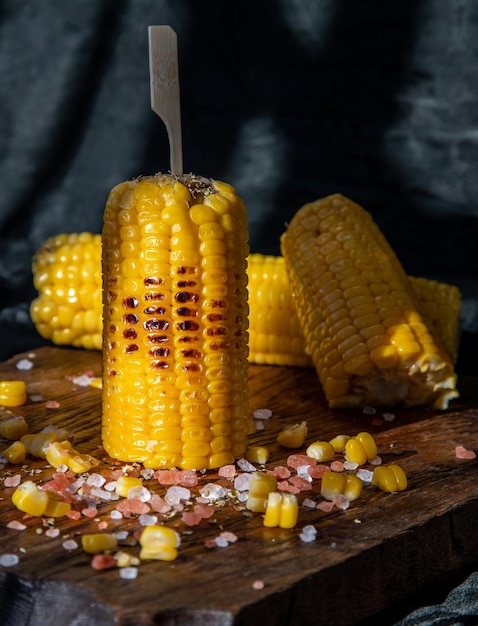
top-left (280, 194), bottom-right (459, 409)
top-left (102, 173), bottom-right (250, 470)
top-left (30, 232), bottom-right (102, 350)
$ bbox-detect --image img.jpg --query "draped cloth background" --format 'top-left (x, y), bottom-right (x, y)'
top-left (1, 1), bottom-right (478, 620)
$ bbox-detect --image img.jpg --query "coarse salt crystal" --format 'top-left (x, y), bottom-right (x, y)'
top-left (127, 486), bottom-right (152, 502)
top-left (218, 464), bottom-right (236, 478)
top-left (111, 510), bottom-right (123, 520)
top-left (71, 375), bottom-right (92, 387)
top-left (383, 412), bottom-right (396, 422)
top-left (332, 494), bottom-right (350, 510)
top-left (296, 466), bottom-right (313, 480)
top-left (4, 474), bottom-right (22, 488)
top-left (299, 525), bottom-right (317, 543)
top-left (214, 536), bottom-right (229, 548)
top-left (7, 520), bottom-right (26, 531)
top-left (233, 473), bottom-right (252, 492)
top-left (45, 400), bottom-right (60, 409)
top-left (343, 460), bottom-right (358, 471)
top-left (90, 488), bottom-right (112, 501)
top-left (29, 394), bottom-right (43, 402)
top-left (302, 498), bottom-right (316, 509)
top-left (331, 460), bottom-right (345, 472)
top-left (165, 486), bottom-right (190, 505)
top-left (115, 531), bottom-right (129, 541)
top-left (252, 408), bottom-right (272, 420)
top-left (16, 358), bottom-right (33, 371)
top-left (236, 492), bottom-right (248, 503)
top-left (370, 456), bottom-right (382, 466)
top-left (237, 458), bottom-right (256, 472)
top-left (252, 579), bottom-right (265, 590)
top-left (62, 539), bottom-right (79, 551)
top-left (456, 445), bottom-right (476, 460)
top-left (254, 420), bottom-right (265, 431)
top-left (199, 483), bottom-right (228, 500)
top-left (0, 553), bottom-right (19, 567)
top-left (86, 473), bottom-right (106, 487)
top-left (356, 469), bottom-right (373, 483)
top-left (138, 514), bottom-right (158, 526)
top-left (119, 567), bottom-right (138, 580)
top-left (45, 528), bottom-right (60, 538)
top-left (104, 481), bottom-right (117, 492)
top-left (362, 406), bottom-right (376, 415)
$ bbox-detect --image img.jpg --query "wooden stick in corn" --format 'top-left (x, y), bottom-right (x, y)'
top-left (101, 173), bottom-right (250, 470)
top-left (280, 193), bottom-right (459, 409)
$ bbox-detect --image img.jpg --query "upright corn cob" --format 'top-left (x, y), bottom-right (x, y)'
top-left (280, 193), bottom-right (459, 409)
top-left (102, 173), bottom-right (250, 470)
top-left (247, 254), bottom-right (461, 368)
top-left (30, 232), bottom-right (102, 350)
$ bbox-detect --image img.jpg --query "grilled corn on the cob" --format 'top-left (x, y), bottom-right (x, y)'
top-left (101, 173), bottom-right (250, 470)
top-left (280, 193), bottom-right (459, 409)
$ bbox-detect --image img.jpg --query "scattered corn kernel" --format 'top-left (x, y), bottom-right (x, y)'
top-left (82, 533), bottom-right (119, 555)
top-left (11, 480), bottom-right (50, 516)
top-left (44, 493), bottom-right (72, 518)
top-left (328, 434), bottom-right (351, 453)
top-left (139, 525), bottom-right (180, 561)
top-left (372, 464), bottom-right (408, 492)
top-left (263, 492), bottom-right (299, 529)
top-left (344, 432), bottom-right (377, 466)
top-left (45, 440), bottom-right (99, 473)
top-left (0, 415), bottom-right (28, 440)
top-left (276, 421), bottom-right (308, 449)
top-left (245, 446), bottom-right (270, 465)
top-left (306, 440), bottom-right (335, 462)
top-left (115, 475), bottom-right (143, 498)
top-left (321, 471), bottom-right (363, 502)
top-left (21, 424), bottom-right (71, 459)
top-left (0, 381), bottom-right (27, 407)
top-left (3, 440), bottom-right (26, 464)
top-left (246, 471), bottom-right (278, 512)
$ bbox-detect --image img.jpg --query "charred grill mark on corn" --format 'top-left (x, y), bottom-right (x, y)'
top-left (280, 194), bottom-right (459, 409)
top-left (102, 173), bottom-right (249, 470)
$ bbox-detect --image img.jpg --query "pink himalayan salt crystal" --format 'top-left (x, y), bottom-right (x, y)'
top-left (332, 494), bottom-right (350, 510)
top-left (204, 538), bottom-right (218, 549)
top-left (66, 510), bottom-right (81, 521)
top-left (149, 493), bottom-right (171, 514)
top-left (277, 481), bottom-right (300, 494)
top-left (116, 498), bottom-right (150, 516)
top-left (91, 554), bottom-right (116, 571)
top-left (4, 474), bottom-right (21, 488)
top-left (270, 466), bottom-right (291, 480)
top-left (330, 460), bottom-right (344, 472)
top-left (287, 454), bottom-right (316, 469)
top-left (218, 464), bottom-right (236, 478)
top-left (154, 469), bottom-right (181, 485)
top-left (288, 475), bottom-right (313, 491)
top-left (308, 464), bottom-right (330, 479)
top-left (316, 500), bottom-right (334, 513)
top-left (182, 511), bottom-right (202, 526)
top-left (178, 470), bottom-right (198, 487)
top-left (97, 521), bottom-right (108, 531)
top-left (81, 507), bottom-right (98, 518)
top-left (45, 528), bottom-right (60, 538)
top-left (193, 503), bottom-right (214, 519)
top-left (45, 400), bottom-right (60, 409)
top-left (252, 579), bottom-right (265, 590)
top-left (456, 445), bottom-right (476, 460)
top-left (7, 520), bottom-right (26, 531)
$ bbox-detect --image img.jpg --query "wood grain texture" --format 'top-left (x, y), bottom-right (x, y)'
top-left (0, 347), bottom-right (478, 626)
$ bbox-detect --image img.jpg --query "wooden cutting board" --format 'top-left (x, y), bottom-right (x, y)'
top-left (1, 346), bottom-right (478, 626)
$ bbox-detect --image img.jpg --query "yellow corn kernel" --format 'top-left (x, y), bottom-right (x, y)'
top-left (45, 440), bottom-right (99, 474)
top-left (247, 254), bottom-right (312, 367)
top-left (102, 173), bottom-right (249, 470)
top-left (82, 533), bottom-right (119, 555)
top-left (3, 440), bottom-right (26, 464)
top-left (246, 471), bottom-right (278, 512)
top-left (276, 421), bottom-right (308, 449)
top-left (280, 193), bottom-right (459, 409)
top-left (320, 471), bottom-right (363, 502)
top-left (245, 445), bottom-right (270, 465)
top-left (43, 493), bottom-right (72, 517)
top-left (329, 434), bottom-right (351, 453)
top-left (372, 464), bottom-right (408, 492)
top-left (0, 381), bottom-right (27, 407)
top-left (11, 480), bottom-right (49, 516)
top-left (0, 415), bottom-right (28, 440)
top-left (139, 525), bottom-right (180, 561)
top-left (30, 232), bottom-right (103, 350)
top-left (306, 440), bottom-right (335, 462)
top-left (263, 492), bottom-right (299, 529)
top-left (115, 475), bottom-right (143, 498)
top-left (344, 432), bottom-right (377, 466)
top-left (21, 424), bottom-right (71, 459)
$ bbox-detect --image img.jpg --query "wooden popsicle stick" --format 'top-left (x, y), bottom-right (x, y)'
top-left (148, 25), bottom-right (183, 175)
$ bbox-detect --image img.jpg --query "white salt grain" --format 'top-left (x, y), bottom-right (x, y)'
top-left (165, 486), bottom-right (190, 505)
top-left (119, 567), bottom-right (138, 580)
top-left (234, 473), bottom-right (252, 492)
top-left (138, 514), bottom-right (158, 526)
top-left (86, 473), bottom-right (106, 488)
top-left (199, 483), bottom-right (228, 501)
top-left (214, 536), bottom-right (229, 548)
top-left (356, 469), bottom-right (373, 483)
top-left (383, 412), bottom-right (396, 422)
top-left (62, 539), bottom-right (79, 551)
top-left (343, 460), bottom-right (359, 471)
top-left (115, 531), bottom-right (129, 541)
top-left (237, 458), bottom-right (256, 472)
top-left (127, 486), bottom-right (152, 502)
top-left (71, 375), bottom-right (92, 387)
top-left (16, 358), bottom-right (33, 371)
top-left (111, 510), bottom-right (122, 520)
top-left (252, 408), bottom-right (272, 420)
top-left (302, 498), bottom-right (316, 509)
top-left (0, 553), bottom-right (19, 567)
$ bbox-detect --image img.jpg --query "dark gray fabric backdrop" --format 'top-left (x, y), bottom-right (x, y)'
top-left (1, 0), bottom-right (477, 372)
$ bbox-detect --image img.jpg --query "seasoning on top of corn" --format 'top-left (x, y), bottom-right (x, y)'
top-left (280, 193), bottom-right (459, 409)
top-left (102, 173), bottom-right (250, 471)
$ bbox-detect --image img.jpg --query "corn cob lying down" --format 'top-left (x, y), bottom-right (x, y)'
top-left (280, 193), bottom-right (459, 409)
top-left (247, 254), bottom-right (461, 367)
top-left (30, 232), bottom-right (102, 350)
top-left (30, 238), bottom-right (461, 370)
top-left (101, 173), bottom-right (250, 470)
